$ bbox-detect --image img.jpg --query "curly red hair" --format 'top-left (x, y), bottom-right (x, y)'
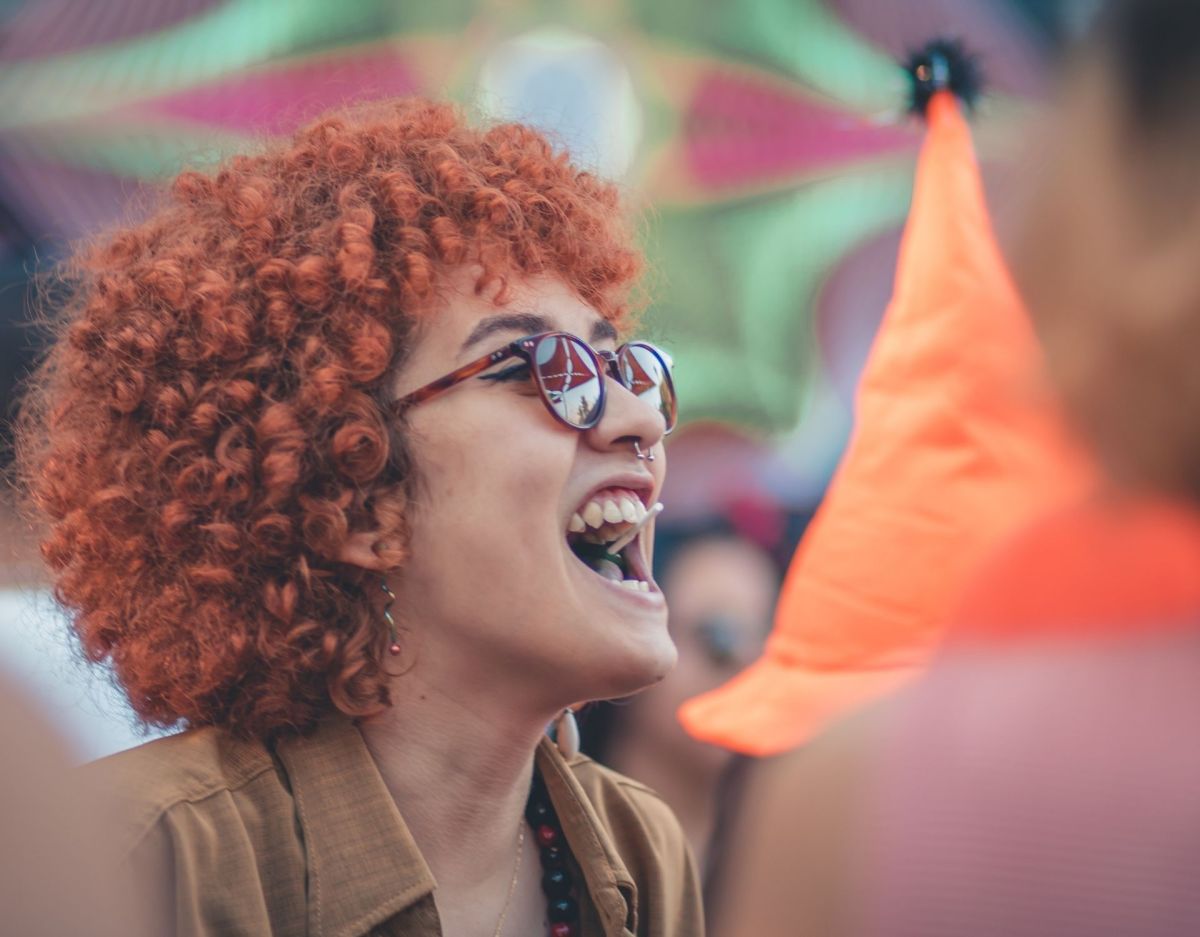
top-left (15, 98), bottom-right (643, 738)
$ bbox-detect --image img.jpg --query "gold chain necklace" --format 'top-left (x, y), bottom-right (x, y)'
top-left (491, 823), bottom-right (526, 937)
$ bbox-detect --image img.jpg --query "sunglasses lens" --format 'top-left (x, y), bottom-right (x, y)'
top-left (533, 334), bottom-right (603, 428)
top-left (620, 343), bottom-right (677, 431)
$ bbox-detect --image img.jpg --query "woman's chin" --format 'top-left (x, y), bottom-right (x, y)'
top-left (578, 631), bottom-right (679, 703)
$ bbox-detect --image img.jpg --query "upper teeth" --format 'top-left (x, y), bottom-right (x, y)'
top-left (570, 489), bottom-right (647, 537)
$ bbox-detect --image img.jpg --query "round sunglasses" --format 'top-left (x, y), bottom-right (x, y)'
top-left (395, 330), bottom-right (678, 432)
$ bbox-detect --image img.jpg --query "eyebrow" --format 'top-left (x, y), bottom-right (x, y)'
top-left (459, 311), bottom-right (619, 355)
top-left (591, 319), bottom-right (619, 344)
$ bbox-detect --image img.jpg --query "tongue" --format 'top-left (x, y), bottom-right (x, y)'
top-left (590, 558), bottom-right (624, 582)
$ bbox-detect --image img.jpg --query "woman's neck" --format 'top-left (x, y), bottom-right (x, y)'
top-left (359, 675), bottom-right (546, 890)
top-left (357, 617), bottom-right (581, 933)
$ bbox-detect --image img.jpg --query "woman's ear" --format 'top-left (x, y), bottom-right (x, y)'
top-left (337, 530), bottom-right (395, 571)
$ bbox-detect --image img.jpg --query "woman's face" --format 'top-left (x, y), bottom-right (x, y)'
top-left (387, 273), bottom-right (674, 709)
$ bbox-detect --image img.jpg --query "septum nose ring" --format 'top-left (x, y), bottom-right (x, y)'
top-left (633, 441), bottom-right (655, 462)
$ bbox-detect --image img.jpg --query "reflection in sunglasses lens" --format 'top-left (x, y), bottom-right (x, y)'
top-left (621, 344), bottom-right (677, 430)
top-left (535, 335), bottom-right (602, 428)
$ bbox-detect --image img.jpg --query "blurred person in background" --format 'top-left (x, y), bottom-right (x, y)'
top-left (13, 99), bottom-right (700, 937)
top-left (0, 670), bottom-right (155, 936)
top-left (581, 521), bottom-right (781, 903)
top-left (716, 1), bottom-right (1200, 934)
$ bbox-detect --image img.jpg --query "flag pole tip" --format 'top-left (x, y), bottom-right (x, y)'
top-left (904, 37), bottom-right (985, 119)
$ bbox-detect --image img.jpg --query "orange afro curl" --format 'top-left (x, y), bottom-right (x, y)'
top-left (15, 98), bottom-right (643, 738)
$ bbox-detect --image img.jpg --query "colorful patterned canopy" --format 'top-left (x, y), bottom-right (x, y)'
top-left (0, 0), bottom-right (1058, 506)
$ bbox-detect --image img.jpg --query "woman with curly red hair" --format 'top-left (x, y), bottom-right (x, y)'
top-left (15, 98), bottom-right (700, 936)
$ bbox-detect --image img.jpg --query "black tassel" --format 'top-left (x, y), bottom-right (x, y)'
top-left (905, 38), bottom-right (984, 118)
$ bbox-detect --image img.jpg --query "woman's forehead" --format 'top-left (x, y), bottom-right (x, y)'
top-left (438, 274), bottom-right (616, 357)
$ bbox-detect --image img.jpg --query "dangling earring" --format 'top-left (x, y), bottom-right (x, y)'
top-left (381, 581), bottom-right (401, 656)
top-left (554, 707), bottom-right (580, 759)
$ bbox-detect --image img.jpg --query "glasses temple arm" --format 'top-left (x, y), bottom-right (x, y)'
top-left (390, 346), bottom-right (520, 413)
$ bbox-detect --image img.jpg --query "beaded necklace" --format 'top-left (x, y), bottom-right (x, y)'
top-left (523, 772), bottom-right (581, 937)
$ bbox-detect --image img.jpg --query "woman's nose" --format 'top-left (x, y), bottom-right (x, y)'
top-left (585, 372), bottom-right (667, 457)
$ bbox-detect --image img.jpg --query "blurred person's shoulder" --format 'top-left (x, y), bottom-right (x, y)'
top-left (81, 725), bottom-right (281, 857)
top-left (711, 704), bottom-right (884, 937)
top-left (1, 675), bottom-right (158, 935)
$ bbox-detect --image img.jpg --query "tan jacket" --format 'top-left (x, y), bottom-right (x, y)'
top-left (85, 716), bottom-right (703, 937)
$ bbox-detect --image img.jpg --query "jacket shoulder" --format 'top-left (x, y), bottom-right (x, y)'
top-left (565, 754), bottom-right (705, 935)
top-left (81, 727), bottom-right (276, 856)
top-left (564, 753), bottom-right (694, 874)
top-left (566, 754), bottom-right (682, 834)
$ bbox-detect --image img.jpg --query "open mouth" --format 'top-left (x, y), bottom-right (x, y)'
top-left (566, 487), bottom-right (658, 593)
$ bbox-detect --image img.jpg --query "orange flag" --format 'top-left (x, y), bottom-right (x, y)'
top-left (678, 91), bottom-right (1095, 757)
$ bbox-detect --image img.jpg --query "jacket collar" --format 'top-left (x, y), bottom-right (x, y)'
top-left (275, 717), bottom-right (436, 937)
top-left (536, 736), bottom-right (638, 935)
top-left (277, 718), bottom-right (638, 937)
